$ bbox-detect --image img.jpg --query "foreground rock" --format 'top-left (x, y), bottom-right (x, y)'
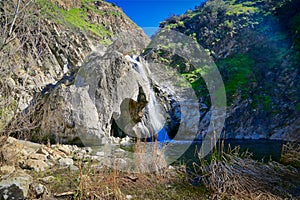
top-left (0, 136), bottom-right (170, 199)
top-left (0, 170), bottom-right (33, 200)
top-left (0, 137), bottom-right (109, 199)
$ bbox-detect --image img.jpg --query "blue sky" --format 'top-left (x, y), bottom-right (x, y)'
top-left (106, 0), bottom-right (206, 36)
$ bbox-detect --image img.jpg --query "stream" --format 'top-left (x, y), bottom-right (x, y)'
top-left (166, 139), bottom-right (285, 165)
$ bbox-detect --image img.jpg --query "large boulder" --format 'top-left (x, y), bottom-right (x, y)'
top-left (33, 46), bottom-right (157, 145)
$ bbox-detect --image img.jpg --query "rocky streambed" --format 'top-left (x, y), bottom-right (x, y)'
top-left (0, 136), bottom-right (136, 199)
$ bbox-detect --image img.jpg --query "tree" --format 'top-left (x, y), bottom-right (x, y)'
top-left (0, 0), bottom-right (44, 136)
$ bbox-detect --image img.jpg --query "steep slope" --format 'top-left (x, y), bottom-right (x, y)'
top-left (0, 0), bottom-right (149, 134)
top-left (159, 0), bottom-right (300, 140)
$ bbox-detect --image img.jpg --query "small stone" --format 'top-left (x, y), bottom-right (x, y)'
top-left (96, 151), bottom-right (105, 157)
top-left (126, 195), bottom-right (133, 200)
top-left (36, 147), bottom-right (50, 156)
top-left (6, 77), bottom-right (16, 89)
top-left (39, 176), bottom-right (55, 184)
top-left (52, 150), bottom-right (67, 158)
top-left (34, 183), bottom-right (45, 197)
top-left (83, 147), bottom-right (92, 154)
top-left (91, 156), bottom-right (102, 162)
top-left (115, 148), bottom-right (125, 153)
top-left (29, 153), bottom-right (47, 161)
top-left (22, 159), bottom-right (50, 172)
top-left (69, 165), bottom-right (79, 172)
top-left (0, 165), bottom-right (15, 175)
top-left (168, 165), bottom-right (175, 170)
top-left (58, 157), bottom-right (74, 167)
top-left (57, 145), bottom-right (71, 155)
top-left (120, 136), bottom-right (131, 145)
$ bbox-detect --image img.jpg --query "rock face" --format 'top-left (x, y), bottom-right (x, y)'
top-left (33, 40), bottom-right (168, 144)
top-left (0, 0), bottom-right (149, 134)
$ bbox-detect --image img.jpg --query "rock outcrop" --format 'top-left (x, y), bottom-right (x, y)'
top-left (0, 0), bottom-right (149, 135)
top-left (34, 46), bottom-right (157, 145)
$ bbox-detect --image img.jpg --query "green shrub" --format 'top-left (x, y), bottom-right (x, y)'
top-left (218, 54), bottom-right (255, 102)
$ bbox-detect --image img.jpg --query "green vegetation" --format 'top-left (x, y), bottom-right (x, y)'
top-left (160, 0), bottom-right (299, 116)
top-left (226, 2), bottom-right (259, 16)
top-left (181, 54), bottom-right (255, 105)
top-left (182, 67), bottom-right (209, 99)
top-left (218, 54), bottom-right (255, 101)
top-left (36, 0), bottom-right (114, 42)
top-left (296, 102), bottom-right (300, 111)
top-left (253, 94), bottom-right (273, 111)
top-left (291, 13), bottom-right (300, 53)
top-left (61, 8), bottom-right (112, 38)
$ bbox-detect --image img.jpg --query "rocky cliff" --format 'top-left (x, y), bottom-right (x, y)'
top-left (0, 0), bottom-right (150, 141)
top-left (159, 0), bottom-right (300, 141)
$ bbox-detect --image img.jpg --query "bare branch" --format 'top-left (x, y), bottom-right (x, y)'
top-left (8, 0), bottom-right (21, 36)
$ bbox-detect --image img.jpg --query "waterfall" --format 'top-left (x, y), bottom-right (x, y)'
top-left (125, 55), bottom-right (167, 140)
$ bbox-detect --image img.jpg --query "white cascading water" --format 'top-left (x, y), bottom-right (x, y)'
top-left (125, 55), bottom-right (165, 136)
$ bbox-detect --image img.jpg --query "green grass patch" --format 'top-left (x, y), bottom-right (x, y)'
top-left (253, 94), bottom-right (273, 111)
top-left (226, 3), bottom-right (258, 16)
top-left (295, 102), bottom-right (300, 111)
top-left (62, 7), bottom-right (112, 38)
top-left (36, 0), bottom-right (113, 42)
top-left (218, 54), bottom-right (255, 103)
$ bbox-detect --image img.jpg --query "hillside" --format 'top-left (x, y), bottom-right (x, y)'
top-left (159, 0), bottom-right (300, 140)
top-left (0, 0), bottom-right (149, 135)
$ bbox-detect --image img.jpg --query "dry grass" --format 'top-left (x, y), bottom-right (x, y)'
top-left (280, 143), bottom-right (300, 168)
top-left (133, 140), bottom-right (168, 174)
top-left (74, 140), bottom-right (170, 199)
top-left (198, 146), bottom-right (299, 200)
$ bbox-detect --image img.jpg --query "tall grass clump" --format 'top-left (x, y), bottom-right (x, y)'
top-left (280, 143), bottom-right (300, 168)
top-left (198, 145), bottom-right (299, 199)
